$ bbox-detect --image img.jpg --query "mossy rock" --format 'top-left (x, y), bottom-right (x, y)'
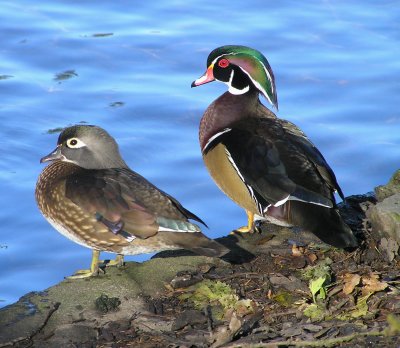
top-left (0, 255), bottom-right (225, 346)
top-left (375, 170), bottom-right (400, 202)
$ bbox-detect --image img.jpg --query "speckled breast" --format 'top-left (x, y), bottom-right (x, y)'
top-left (35, 161), bottom-right (130, 253)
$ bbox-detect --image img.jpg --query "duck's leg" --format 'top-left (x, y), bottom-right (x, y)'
top-left (103, 254), bottom-right (124, 267)
top-left (68, 249), bottom-right (100, 279)
top-left (233, 210), bottom-right (255, 233)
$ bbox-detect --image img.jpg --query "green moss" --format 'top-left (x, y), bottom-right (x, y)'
top-left (179, 280), bottom-right (253, 320)
top-left (303, 303), bottom-right (326, 321)
top-left (180, 280), bottom-right (237, 309)
top-left (391, 212), bottom-right (400, 222)
top-left (386, 314), bottom-right (400, 336)
top-left (337, 294), bottom-right (372, 321)
top-left (375, 170), bottom-right (400, 201)
top-left (94, 294), bottom-right (121, 313)
top-left (272, 291), bottom-right (294, 307)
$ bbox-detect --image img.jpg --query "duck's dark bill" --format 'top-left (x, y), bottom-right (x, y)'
top-left (40, 146), bottom-right (63, 163)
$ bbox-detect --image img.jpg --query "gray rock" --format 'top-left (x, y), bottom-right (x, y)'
top-left (379, 237), bottom-right (399, 262)
top-left (375, 170), bottom-right (400, 202)
top-left (366, 193), bottom-right (400, 243)
top-left (0, 255), bottom-right (225, 347)
top-left (0, 292), bottom-right (59, 346)
top-left (172, 309), bottom-right (207, 331)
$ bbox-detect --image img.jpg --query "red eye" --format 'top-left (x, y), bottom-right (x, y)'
top-left (218, 59), bottom-right (229, 68)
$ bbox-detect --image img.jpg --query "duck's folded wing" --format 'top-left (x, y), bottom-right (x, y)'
top-left (65, 168), bottom-right (201, 240)
top-left (206, 126), bottom-right (333, 213)
top-left (280, 119), bottom-right (345, 200)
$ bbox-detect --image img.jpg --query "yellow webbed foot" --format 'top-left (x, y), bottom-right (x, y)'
top-left (68, 269), bottom-right (98, 279)
top-left (103, 254), bottom-right (124, 268)
top-left (231, 210), bottom-right (256, 234)
top-left (234, 225), bottom-right (253, 233)
top-left (67, 250), bottom-right (100, 279)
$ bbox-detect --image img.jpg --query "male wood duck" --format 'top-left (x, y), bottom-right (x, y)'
top-left (191, 45), bottom-right (358, 248)
top-left (36, 125), bottom-right (228, 278)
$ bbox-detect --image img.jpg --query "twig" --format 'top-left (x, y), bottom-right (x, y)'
top-left (336, 249), bottom-right (358, 264)
top-left (268, 309), bottom-right (298, 318)
top-left (223, 329), bottom-right (384, 347)
top-left (207, 272), bottom-right (266, 281)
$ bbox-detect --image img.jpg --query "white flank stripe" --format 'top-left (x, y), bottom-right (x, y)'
top-left (289, 195), bottom-right (332, 208)
top-left (124, 235), bottom-right (136, 242)
top-left (273, 195), bottom-right (290, 207)
top-left (158, 226), bottom-right (197, 233)
top-left (225, 148), bottom-right (263, 215)
top-left (267, 193), bottom-right (332, 209)
top-left (263, 204), bottom-right (272, 214)
top-left (203, 128), bottom-right (231, 153)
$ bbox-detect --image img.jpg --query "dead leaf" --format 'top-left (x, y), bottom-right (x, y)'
top-left (211, 312), bottom-right (242, 347)
top-left (338, 293), bottom-right (371, 320)
top-left (267, 289), bottom-right (273, 299)
top-left (361, 273), bottom-right (388, 296)
top-left (308, 253), bottom-right (318, 263)
top-left (228, 311), bottom-right (242, 334)
top-left (343, 273), bottom-right (361, 295)
top-left (292, 244), bottom-right (304, 256)
top-left (235, 299), bottom-right (255, 317)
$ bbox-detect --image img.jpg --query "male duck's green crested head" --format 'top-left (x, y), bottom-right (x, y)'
top-left (192, 45), bottom-right (278, 109)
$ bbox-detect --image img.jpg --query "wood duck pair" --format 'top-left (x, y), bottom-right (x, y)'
top-left (36, 125), bottom-right (228, 278)
top-left (36, 45), bottom-right (357, 279)
top-left (191, 45), bottom-right (358, 249)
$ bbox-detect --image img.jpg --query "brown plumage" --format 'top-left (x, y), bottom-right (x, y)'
top-left (36, 125), bottom-right (228, 277)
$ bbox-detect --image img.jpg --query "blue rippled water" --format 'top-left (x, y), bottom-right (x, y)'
top-left (0, 0), bottom-right (399, 307)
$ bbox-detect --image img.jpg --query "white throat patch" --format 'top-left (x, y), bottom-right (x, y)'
top-left (223, 69), bottom-right (250, 95)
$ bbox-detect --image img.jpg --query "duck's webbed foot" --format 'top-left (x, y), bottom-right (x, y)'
top-left (67, 250), bottom-right (101, 279)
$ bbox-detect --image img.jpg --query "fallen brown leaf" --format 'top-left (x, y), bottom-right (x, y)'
top-left (361, 272), bottom-right (388, 296)
top-left (292, 244), bottom-right (304, 256)
top-left (308, 253), bottom-right (318, 263)
top-left (343, 273), bottom-right (361, 295)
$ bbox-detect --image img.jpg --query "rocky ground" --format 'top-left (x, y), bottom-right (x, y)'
top-left (1, 171), bottom-right (400, 348)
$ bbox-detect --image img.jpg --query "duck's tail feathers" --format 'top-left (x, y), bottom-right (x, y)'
top-left (167, 232), bottom-right (230, 257)
top-left (270, 201), bottom-right (358, 249)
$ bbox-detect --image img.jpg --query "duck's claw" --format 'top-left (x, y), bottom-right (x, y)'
top-left (230, 210), bottom-right (256, 234)
top-left (67, 250), bottom-right (101, 279)
top-left (103, 254), bottom-right (124, 268)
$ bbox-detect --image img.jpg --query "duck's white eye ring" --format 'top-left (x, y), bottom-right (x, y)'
top-left (66, 138), bottom-right (86, 148)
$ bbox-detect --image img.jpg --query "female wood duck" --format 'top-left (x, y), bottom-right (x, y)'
top-left (36, 125), bottom-right (228, 278)
top-left (191, 45), bottom-right (358, 249)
